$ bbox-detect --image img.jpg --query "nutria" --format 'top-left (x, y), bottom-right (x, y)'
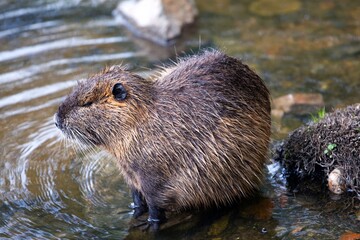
top-left (55, 50), bottom-right (271, 230)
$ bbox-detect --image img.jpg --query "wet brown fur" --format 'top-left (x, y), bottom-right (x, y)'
top-left (56, 50), bottom-right (271, 210)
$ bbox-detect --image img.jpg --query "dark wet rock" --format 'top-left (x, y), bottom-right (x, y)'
top-left (113, 0), bottom-right (197, 46)
top-left (274, 104), bottom-right (360, 196)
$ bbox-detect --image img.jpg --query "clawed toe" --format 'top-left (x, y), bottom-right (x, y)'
top-left (147, 217), bottom-right (161, 231)
top-left (133, 205), bottom-right (148, 218)
top-left (130, 218), bottom-right (161, 232)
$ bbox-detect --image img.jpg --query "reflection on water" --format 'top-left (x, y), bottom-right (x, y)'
top-left (0, 0), bottom-right (359, 239)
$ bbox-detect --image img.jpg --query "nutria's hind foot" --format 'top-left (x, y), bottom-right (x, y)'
top-left (130, 189), bottom-right (165, 231)
top-left (129, 206), bottom-right (166, 232)
top-left (147, 205), bottom-right (166, 231)
top-left (131, 188), bottom-right (148, 218)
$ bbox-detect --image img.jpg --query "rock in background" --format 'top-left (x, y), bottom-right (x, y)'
top-left (113, 0), bottom-right (197, 46)
top-left (272, 93), bottom-right (324, 120)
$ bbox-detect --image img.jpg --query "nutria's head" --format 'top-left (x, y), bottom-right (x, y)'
top-left (55, 66), bottom-right (152, 147)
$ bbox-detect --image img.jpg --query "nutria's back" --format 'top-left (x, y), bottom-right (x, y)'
top-left (146, 51), bottom-right (270, 208)
top-left (55, 50), bottom-right (271, 213)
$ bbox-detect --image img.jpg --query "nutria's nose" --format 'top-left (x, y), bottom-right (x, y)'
top-left (54, 113), bottom-right (61, 129)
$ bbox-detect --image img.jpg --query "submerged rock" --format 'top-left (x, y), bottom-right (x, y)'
top-left (275, 104), bottom-right (360, 196)
top-left (249, 0), bottom-right (301, 17)
top-left (113, 0), bottom-right (197, 46)
top-left (272, 93), bottom-right (324, 119)
top-left (328, 168), bottom-right (346, 195)
top-left (207, 213), bottom-right (230, 236)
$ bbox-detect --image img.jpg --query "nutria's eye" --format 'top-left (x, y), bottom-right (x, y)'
top-left (112, 83), bottom-right (127, 101)
top-left (82, 101), bottom-right (93, 107)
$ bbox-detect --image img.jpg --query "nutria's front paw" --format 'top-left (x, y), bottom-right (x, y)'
top-left (133, 205), bottom-right (148, 218)
top-left (131, 188), bottom-right (148, 218)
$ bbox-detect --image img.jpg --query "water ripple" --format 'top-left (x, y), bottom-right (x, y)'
top-left (0, 20), bottom-right (61, 38)
top-left (79, 151), bottom-right (110, 207)
top-left (0, 98), bottom-right (63, 119)
top-left (0, 52), bottom-right (140, 84)
top-left (0, 80), bottom-right (77, 109)
top-left (0, 36), bottom-right (128, 63)
top-left (0, 1), bottom-right (82, 20)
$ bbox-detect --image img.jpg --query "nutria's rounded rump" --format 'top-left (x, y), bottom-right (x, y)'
top-left (55, 50), bottom-right (271, 229)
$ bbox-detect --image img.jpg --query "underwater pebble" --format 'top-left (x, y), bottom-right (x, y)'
top-left (339, 231), bottom-right (360, 240)
top-left (291, 226), bottom-right (304, 234)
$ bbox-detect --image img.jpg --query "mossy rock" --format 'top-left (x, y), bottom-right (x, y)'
top-left (275, 104), bottom-right (360, 195)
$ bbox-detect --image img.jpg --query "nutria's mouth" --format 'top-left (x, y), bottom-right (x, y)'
top-left (54, 113), bottom-right (100, 146)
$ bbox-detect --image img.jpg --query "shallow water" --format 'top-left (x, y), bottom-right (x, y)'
top-left (0, 0), bottom-right (359, 239)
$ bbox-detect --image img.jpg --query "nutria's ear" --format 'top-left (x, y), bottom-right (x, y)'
top-left (112, 83), bottom-right (127, 101)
